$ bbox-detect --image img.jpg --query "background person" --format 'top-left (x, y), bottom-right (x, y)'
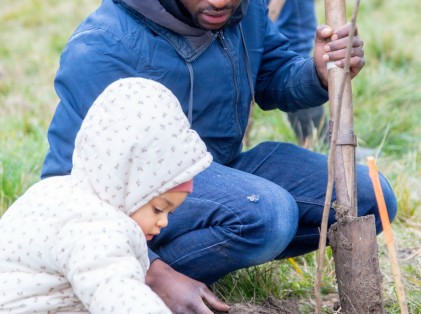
top-left (269, 0), bottom-right (328, 147)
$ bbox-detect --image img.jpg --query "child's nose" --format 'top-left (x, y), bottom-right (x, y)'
top-left (157, 215), bottom-right (168, 228)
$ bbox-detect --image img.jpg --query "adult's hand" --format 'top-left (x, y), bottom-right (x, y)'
top-left (146, 259), bottom-right (230, 314)
top-left (313, 23), bottom-right (365, 88)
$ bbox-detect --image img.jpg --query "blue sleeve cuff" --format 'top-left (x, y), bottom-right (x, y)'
top-left (148, 248), bottom-right (160, 263)
top-left (301, 59), bottom-right (329, 108)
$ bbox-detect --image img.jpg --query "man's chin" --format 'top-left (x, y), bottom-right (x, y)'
top-left (197, 22), bottom-right (228, 31)
top-left (195, 15), bottom-right (230, 31)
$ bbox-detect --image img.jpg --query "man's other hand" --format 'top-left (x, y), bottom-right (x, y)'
top-left (146, 259), bottom-right (230, 314)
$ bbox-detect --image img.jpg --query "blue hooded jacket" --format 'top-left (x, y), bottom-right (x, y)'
top-left (41, 0), bottom-right (328, 178)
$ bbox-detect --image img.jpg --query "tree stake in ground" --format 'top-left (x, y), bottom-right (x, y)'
top-left (316, 0), bottom-right (385, 313)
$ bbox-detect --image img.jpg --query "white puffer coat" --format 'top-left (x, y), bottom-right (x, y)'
top-left (0, 78), bottom-right (212, 313)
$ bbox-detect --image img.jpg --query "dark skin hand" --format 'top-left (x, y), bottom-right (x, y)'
top-left (313, 23), bottom-right (365, 88)
top-left (146, 259), bottom-right (230, 313)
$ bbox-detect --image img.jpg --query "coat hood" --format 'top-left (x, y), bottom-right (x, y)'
top-left (71, 78), bottom-right (212, 216)
top-left (120, 0), bottom-right (249, 51)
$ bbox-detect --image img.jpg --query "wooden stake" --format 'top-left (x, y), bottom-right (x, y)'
top-left (315, 0), bottom-right (359, 311)
top-left (325, 0), bottom-right (357, 218)
top-left (367, 156), bottom-right (409, 314)
top-left (319, 0), bottom-right (385, 312)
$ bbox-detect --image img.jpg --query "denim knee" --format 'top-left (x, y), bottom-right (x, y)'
top-left (239, 184), bottom-right (299, 266)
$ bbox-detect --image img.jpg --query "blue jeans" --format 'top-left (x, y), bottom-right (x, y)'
top-left (148, 142), bottom-right (397, 285)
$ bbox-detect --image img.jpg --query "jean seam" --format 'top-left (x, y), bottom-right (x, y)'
top-left (243, 142), bottom-right (280, 175)
top-left (171, 196), bottom-right (245, 265)
top-left (294, 196), bottom-right (327, 208)
top-left (293, 233), bottom-right (320, 239)
top-left (294, 196), bottom-right (331, 239)
top-left (187, 197), bottom-right (245, 240)
top-left (168, 237), bottom-right (231, 267)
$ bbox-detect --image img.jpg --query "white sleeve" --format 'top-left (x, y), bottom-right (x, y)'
top-left (54, 218), bottom-right (171, 314)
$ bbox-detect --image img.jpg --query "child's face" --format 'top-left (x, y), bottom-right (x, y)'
top-left (130, 191), bottom-right (188, 241)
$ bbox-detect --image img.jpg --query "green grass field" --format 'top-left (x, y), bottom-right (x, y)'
top-left (1, 0), bottom-right (420, 312)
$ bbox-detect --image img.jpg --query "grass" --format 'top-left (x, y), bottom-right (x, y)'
top-left (1, 0), bottom-right (420, 312)
top-left (0, 0), bottom-right (98, 212)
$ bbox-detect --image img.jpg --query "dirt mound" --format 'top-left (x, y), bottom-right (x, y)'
top-left (214, 297), bottom-right (301, 314)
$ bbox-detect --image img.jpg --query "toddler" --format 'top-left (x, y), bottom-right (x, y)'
top-left (0, 78), bottom-right (212, 313)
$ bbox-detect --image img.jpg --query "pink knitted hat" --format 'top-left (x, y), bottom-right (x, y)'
top-left (167, 179), bottom-right (193, 193)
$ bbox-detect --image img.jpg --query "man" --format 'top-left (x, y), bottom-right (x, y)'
top-left (42, 0), bottom-right (397, 313)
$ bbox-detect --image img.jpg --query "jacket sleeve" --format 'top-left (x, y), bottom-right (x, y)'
top-left (41, 28), bottom-right (143, 179)
top-left (250, 1), bottom-right (328, 112)
top-left (54, 217), bottom-right (171, 314)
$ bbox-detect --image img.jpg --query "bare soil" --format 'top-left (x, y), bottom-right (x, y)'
top-left (213, 294), bottom-right (342, 314)
top-left (213, 297), bottom-right (301, 314)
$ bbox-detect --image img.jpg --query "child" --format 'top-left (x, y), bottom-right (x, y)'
top-left (0, 78), bottom-right (212, 313)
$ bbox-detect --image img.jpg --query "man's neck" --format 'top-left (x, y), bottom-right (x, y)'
top-left (158, 0), bottom-right (250, 30)
top-left (159, 0), bottom-right (197, 27)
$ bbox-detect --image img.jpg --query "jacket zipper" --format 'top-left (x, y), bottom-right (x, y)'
top-left (217, 30), bottom-right (244, 151)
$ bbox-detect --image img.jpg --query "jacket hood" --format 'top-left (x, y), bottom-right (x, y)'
top-left (120, 0), bottom-right (249, 47)
top-left (71, 78), bottom-right (212, 216)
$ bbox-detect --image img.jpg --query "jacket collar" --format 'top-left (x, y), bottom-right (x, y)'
top-left (119, 0), bottom-right (248, 60)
